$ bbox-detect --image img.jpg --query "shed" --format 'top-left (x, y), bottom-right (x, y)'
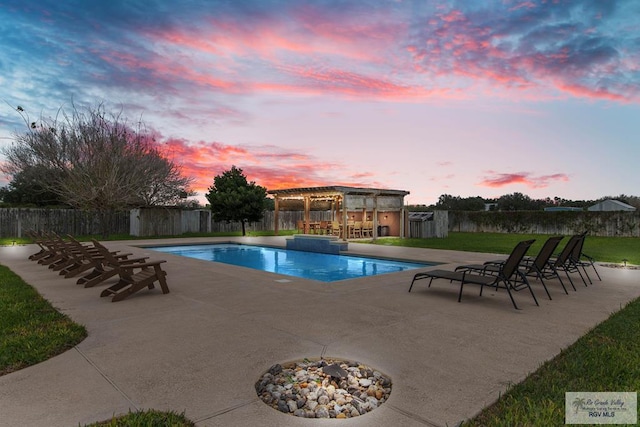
top-left (587, 200), bottom-right (637, 212)
top-left (268, 186), bottom-right (409, 239)
top-left (408, 211), bottom-right (449, 238)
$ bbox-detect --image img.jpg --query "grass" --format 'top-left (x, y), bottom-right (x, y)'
top-left (0, 230), bottom-right (295, 247)
top-left (367, 232), bottom-right (640, 265)
top-left (2, 231), bottom-right (639, 425)
top-left (462, 296), bottom-right (640, 426)
top-left (0, 264), bottom-right (87, 376)
top-left (85, 409), bottom-right (194, 427)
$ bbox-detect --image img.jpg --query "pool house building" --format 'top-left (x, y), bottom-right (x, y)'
top-left (268, 186), bottom-right (410, 239)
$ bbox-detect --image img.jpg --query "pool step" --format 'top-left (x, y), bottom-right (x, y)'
top-left (285, 234), bottom-right (348, 254)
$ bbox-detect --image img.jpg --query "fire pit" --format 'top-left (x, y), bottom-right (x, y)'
top-left (255, 357), bottom-right (392, 419)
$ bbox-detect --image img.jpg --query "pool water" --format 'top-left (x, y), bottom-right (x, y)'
top-left (149, 243), bottom-right (431, 282)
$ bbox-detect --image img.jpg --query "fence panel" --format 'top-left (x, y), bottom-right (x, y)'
top-left (0, 208), bottom-right (129, 238)
top-left (210, 210), bottom-right (332, 233)
top-left (5, 208), bottom-right (637, 238)
top-left (448, 211), bottom-right (640, 237)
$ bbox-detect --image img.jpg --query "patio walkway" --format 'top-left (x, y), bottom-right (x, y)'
top-left (1, 237), bottom-right (639, 426)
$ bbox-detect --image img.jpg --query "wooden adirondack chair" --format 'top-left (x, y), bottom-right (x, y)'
top-left (92, 240), bottom-right (170, 302)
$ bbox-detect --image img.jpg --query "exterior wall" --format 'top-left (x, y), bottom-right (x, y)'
top-left (377, 211), bottom-right (400, 236)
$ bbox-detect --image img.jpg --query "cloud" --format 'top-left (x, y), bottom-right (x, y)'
top-left (478, 171), bottom-right (569, 189)
top-left (3, 0), bottom-right (637, 110)
top-left (154, 136), bottom-right (381, 195)
top-left (405, 1), bottom-right (640, 102)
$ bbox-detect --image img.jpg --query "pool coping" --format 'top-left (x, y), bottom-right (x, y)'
top-left (1, 236), bottom-right (639, 426)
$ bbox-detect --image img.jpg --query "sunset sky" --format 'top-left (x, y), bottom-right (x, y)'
top-left (1, 0), bottom-right (638, 205)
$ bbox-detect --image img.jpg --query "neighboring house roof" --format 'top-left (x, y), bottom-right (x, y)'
top-left (587, 199), bottom-right (637, 212)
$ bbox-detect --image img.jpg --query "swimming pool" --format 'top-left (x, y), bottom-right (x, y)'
top-left (148, 243), bottom-right (432, 282)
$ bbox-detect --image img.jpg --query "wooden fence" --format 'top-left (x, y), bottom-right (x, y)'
top-left (4, 208), bottom-right (637, 238)
top-left (210, 210), bottom-right (333, 234)
top-left (0, 208), bottom-right (129, 238)
top-left (0, 208), bottom-right (332, 238)
top-left (449, 210), bottom-right (640, 237)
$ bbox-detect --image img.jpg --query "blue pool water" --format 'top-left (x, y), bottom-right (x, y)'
top-left (149, 243), bottom-right (431, 282)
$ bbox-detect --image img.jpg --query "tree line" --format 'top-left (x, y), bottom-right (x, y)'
top-left (410, 193), bottom-right (640, 212)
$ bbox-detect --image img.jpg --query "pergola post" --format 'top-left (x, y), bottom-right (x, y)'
top-left (304, 196), bottom-right (311, 233)
top-left (372, 195), bottom-right (378, 240)
top-left (274, 196), bottom-right (280, 235)
top-left (341, 192), bottom-right (348, 240)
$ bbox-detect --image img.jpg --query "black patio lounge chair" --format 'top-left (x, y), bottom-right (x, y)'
top-left (570, 232), bottom-right (601, 283)
top-left (551, 234), bottom-right (588, 289)
top-left (454, 236), bottom-right (567, 300)
top-left (408, 239), bottom-right (537, 310)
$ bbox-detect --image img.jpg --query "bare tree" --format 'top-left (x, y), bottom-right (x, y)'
top-left (1, 103), bottom-right (193, 237)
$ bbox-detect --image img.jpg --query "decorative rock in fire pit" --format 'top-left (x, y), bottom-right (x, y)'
top-left (255, 357), bottom-right (392, 419)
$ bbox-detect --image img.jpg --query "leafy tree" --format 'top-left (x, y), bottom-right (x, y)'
top-left (496, 192), bottom-right (540, 211)
top-left (0, 165), bottom-right (68, 206)
top-left (206, 166), bottom-right (267, 236)
top-left (435, 194), bottom-right (486, 211)
top-left (1, 104), bottom-right (193, 237)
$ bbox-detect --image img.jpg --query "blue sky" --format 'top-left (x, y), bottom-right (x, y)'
top-left (1, 0), bottom-right (638, 204)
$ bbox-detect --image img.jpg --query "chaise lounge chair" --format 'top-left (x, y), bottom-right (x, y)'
top-left (408, 239), bottom-right (537, 310)
top-left (570, 232), bottom-right (601, 284)
top-left (549, 234), bottom-right (588, 290)
top-left (454, 236), bottom-right (567, 300)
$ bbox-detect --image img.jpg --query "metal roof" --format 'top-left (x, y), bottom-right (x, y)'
top-left (408, 211), bottom-right (434, 221)
top-left (268, 186), bottom-right (409, 198)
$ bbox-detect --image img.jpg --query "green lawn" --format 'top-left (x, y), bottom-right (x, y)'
top-left (85, 409), bottom-right (194, 427)
top-left (0, 265), bottom-right (87, 375)
top-left (366, 232), bottom-right (640, 265)
top-left (1, 231), bottom-right (639, 425)
top-left (462, 296), bottom-right (640, 426)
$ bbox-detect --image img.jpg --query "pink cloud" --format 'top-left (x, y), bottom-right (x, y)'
top-left (478, 172), bottom-right (569, 189)
top-left (154, 137), bottom-right (383, 195)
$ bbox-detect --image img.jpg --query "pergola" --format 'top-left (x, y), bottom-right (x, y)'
top-left (268, 186), bottom-right (410, 239)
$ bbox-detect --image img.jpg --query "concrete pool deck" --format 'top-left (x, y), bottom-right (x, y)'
top-left (1, 236), bottom-right (639, 426)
